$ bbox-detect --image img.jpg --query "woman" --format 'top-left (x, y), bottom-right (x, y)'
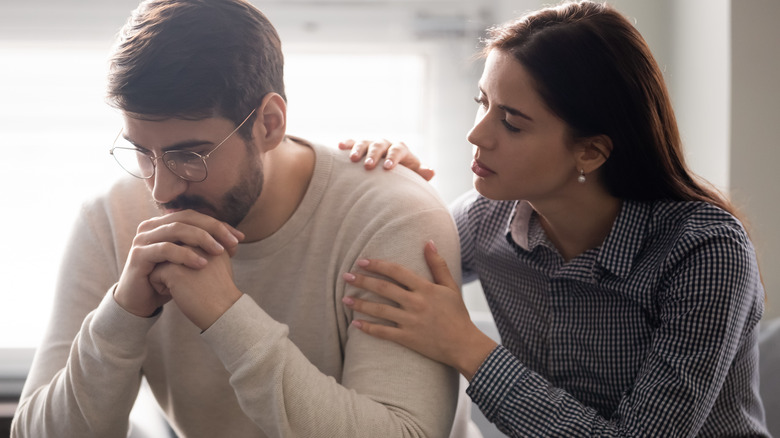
top-left (339, 1), bottom-right (768, 436)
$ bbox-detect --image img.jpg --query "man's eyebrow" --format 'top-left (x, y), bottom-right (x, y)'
top-left (477, 86), bottom-right (534, 122)
top-left (121, 135), bottom-right (214, 153)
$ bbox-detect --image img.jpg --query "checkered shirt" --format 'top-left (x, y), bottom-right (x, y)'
top-left (452, 190), bottom-right (768, 437)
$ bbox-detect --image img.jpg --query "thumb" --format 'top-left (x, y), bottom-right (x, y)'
top-left (418, 168), bottom-right (435, 181)
top-left (424, 240), bottom-right (458, 290)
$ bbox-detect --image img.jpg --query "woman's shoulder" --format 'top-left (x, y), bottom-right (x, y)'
top-left (648, 199), bottom-right (748, 240)
top-left (449, 190), bottom-right (516, 223)
top-left (641, 199), bottom-right (755, 266)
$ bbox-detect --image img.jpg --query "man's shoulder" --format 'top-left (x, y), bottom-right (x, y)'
top-left (315, 143), bottom-right (446, 210)
top-left (81, 176), bottom-right (156, 224)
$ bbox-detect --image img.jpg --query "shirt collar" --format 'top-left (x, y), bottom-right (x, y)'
top-left (507, 200), bottom-right (535, 251)
top-left (596, 200), bottom-right (650, 279)
top-left (506, 199), bottom-right (650, 279)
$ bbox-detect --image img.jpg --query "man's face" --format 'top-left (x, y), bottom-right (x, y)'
top-left (121, 114), bottom-right (264, 227)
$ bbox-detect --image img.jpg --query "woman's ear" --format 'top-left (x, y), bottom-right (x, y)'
top-left (575, 134), bottom-right (612, 174)
top-left (252, 92), bottom-right (287, 152)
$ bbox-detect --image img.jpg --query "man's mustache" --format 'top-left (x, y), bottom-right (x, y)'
top-left (158, 195), bottom-right (216, 213)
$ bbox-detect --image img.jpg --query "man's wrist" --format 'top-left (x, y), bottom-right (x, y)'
top-left (112, 284), bottom-right (161, 318)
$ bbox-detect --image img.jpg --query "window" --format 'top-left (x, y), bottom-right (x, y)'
top-left (0, 44), bottom-right (432, 349)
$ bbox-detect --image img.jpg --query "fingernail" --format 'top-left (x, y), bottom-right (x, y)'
top-left (342, 296), bottom-right (355, 306)
top-left (365, 158), bottom-right (374, 166)
top-left (197, 257), bottom-right (208, 266)
top-left (428, 240), bottom-right (438, 253)
top-left (383, 159), bottom-right (393, 169)
top-left (351, 320), bottom-right (363, 329)
top-left (343, 273), bottom-right (356, 282)
top-left (357, 259), bottom-right (369, 268)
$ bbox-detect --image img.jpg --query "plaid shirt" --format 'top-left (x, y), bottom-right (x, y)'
top-left (453, 190), bottom-right (768, 437)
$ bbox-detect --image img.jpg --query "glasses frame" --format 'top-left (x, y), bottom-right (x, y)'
top-left (110, 108), bottom-right (257, 183)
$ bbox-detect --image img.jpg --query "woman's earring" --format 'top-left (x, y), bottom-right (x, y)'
top-left (577, 169), bottom-right (586, 184)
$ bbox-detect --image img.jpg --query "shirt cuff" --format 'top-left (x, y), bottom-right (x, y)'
top-left (90, 285), bottom-right (162, 356)
top-left (200, 294), bottom-right (289, 371)
top-left (466, 345), bottom-right (529, 421)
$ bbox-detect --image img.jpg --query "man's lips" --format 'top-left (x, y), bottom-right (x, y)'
top-left (471, 159), bottom-right (495, 177)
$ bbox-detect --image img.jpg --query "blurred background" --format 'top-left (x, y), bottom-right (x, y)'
top-left (0, 0), bottom-right (778, 432)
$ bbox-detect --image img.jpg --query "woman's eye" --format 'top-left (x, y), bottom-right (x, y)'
top-left (473, 96), bottom-right (488, 108)
top-left (501, 119), bottom-right (521, 133)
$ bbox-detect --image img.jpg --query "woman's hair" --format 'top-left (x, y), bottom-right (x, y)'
top-left (106, 0), bottom-right (285, 138)
top-left (483, 0), bottom-right (735, 214)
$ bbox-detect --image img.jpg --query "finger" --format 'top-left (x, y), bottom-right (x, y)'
top-left (137, 222), bottom-right (227, 256)
top-left (224, 223), bottom-right (245, 241)
top-left (140, 211), bottom-right (242, 250)
top-left (424, 240), bottom-right (459, 290)
top-left (352, 258), bottom-right (429, 291)
top-left (350, 319), bottom-right (407, 345)
top-left (418, 168), bottom-right (435, 181)
top-left (342, 296), bottom-right (407, 325)
top-left (148, 266), bottom-right (173, 296)
top-left (403, 163), bottom-right (435, 181)
top-left (343, 272), bottom-right (410, 304)
top-left (348, 140), bottom-right (371, 162)
top-left (364, 139), bottom-right (391, 169)
top-left (131, 242), bottom-right (208, 270)
top-left (382, 142), bottom-right (409, 170)
top-left (338, 139), bottom-right (356, 150)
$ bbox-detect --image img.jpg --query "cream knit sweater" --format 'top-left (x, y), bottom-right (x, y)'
top-left (13, 143), bottom-right (464, 438)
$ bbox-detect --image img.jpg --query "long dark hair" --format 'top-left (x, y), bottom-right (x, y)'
top-left (483, 1), bottom-right (735, 214)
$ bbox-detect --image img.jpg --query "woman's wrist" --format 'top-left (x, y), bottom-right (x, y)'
top-left (456, 328), bottom-right (499, 381)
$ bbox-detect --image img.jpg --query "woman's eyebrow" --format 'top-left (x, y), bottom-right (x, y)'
top-left (477, 86), bottom-right (534, 122)
top-left (499, 104), bottom-right (534, 122)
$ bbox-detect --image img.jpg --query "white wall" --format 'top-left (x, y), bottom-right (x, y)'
top-left (731, 1), bottom-right (780, 319)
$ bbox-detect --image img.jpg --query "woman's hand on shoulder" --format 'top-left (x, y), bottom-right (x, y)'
top-left (338, 139), bottom-right (435, 181)
top-left (342, 241), bottom-right (497, 380)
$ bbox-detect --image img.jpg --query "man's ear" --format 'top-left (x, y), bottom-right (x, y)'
top-left (252, 92), bottom-right (286, 152)
top-left (575, 134), bottom-right (612, 174)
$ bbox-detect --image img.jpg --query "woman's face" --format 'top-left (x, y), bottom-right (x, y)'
top-left (468, 49), bottom-right (581, 203)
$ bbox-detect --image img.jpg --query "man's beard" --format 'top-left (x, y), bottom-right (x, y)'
top-left (157, 157), bottom-right (264, 228)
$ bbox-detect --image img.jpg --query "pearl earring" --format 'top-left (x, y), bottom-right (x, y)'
top-left (577, 169), bottom-right (586, 184)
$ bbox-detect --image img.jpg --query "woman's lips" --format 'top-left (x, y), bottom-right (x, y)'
top-left (471, 159), bottom-right (495, 177)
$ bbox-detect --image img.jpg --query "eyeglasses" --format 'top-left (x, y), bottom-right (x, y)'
top-left (110, 109), bottom-right (257, 182)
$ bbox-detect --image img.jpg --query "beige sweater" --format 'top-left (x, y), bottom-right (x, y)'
top-left (13, 143), bottom-right (463, 437)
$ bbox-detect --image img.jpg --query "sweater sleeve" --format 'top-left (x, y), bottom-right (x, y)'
top-left (201, 205), bottom-right (462, 437)
top-left (11, 199), bottom-right (158, 438)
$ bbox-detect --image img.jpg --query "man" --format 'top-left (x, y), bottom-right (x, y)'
top-left (11, 0), bottom-right (466, 436)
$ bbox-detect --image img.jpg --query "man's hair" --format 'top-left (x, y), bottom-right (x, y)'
top-left (107, 0), bottom-right (285, 137)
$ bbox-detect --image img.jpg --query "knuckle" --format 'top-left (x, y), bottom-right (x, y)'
top-left (374, 279), bottom-right (394, 296)
top-left (383, 263), bottom-right (403, 278)
top-left (137, 218), bottom-right (156, 233)
top-left (127, 245), bottom-right (145, 261)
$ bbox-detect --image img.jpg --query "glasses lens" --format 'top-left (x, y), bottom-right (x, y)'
top-left (164, 151), bottom-right (207, 182)
top-left (111, 146), bottom-right (154, 179)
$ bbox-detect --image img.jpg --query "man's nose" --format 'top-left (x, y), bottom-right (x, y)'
top-left (149, 160), bottom-right (188, 205)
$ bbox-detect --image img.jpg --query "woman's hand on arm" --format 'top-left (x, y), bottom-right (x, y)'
top-left (342, 240), bottom-right (497, 380)
top-left (338, 139), bottom-right (436, 181)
